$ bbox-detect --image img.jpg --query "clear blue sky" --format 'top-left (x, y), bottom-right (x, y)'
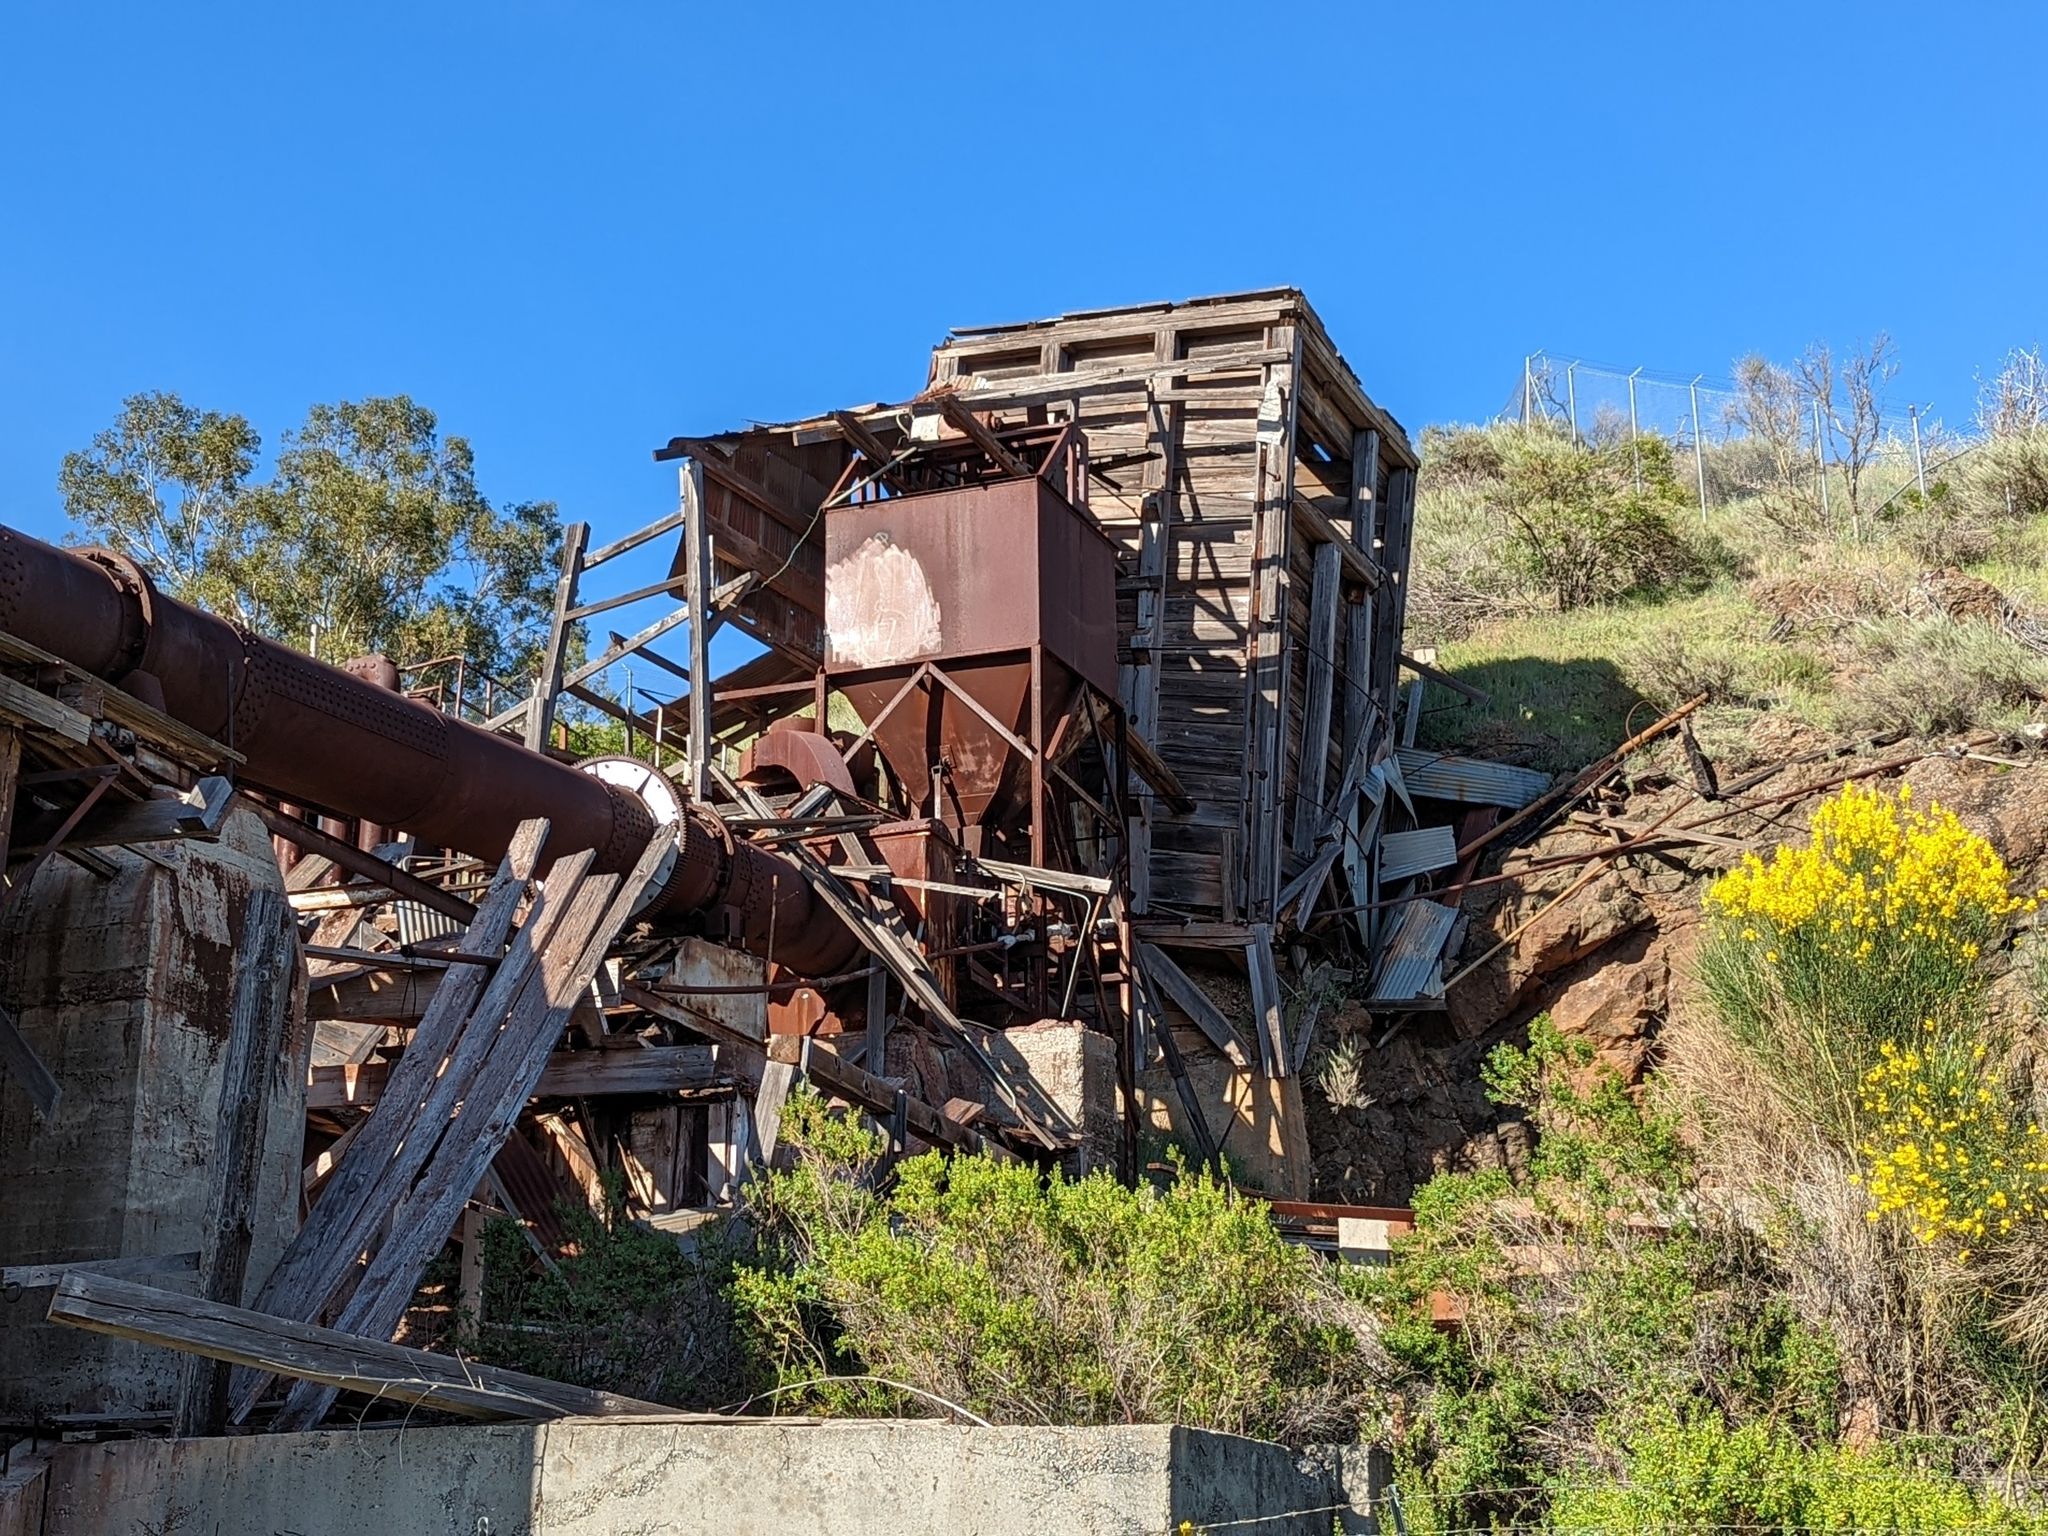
top-left (3, 0), bottom-right (2042, 556)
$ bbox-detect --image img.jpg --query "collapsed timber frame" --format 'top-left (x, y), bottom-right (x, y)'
top-left (0, 288), bottom-right (1568, 1442)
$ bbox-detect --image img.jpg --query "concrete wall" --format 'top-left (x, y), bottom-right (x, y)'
top-left (0, 809), bottom-right (307, 1420)
top-left (34, 1419), bottom-right (1385, 1535)
top-left (1140, 1041), bottom-right (1312, 1198)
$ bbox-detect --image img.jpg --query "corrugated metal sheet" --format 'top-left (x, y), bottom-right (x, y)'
top-left (1369, 900), bottom-right (1459, 1006)
top-left (1395, 749), bottom-right (1552, 809)
top-left (1380, 750), bottom-right (1416, 818)
top-left (1378, 825), bottom-right (1458, 881)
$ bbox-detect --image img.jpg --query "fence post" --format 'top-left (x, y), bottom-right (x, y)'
top-left (1910, 404), bottom-right (1928, 501)
top-left (1813, 397), bottom-right (1831, 526)
top-left (1689, 376), bottom-right (1707, 524)
top-left (1627, 367), bottom-right (1642, 493)
top-left (1566, 362), bottom-right (1579, 445)
top-left (1522, 355), bottom-right (1533, 426)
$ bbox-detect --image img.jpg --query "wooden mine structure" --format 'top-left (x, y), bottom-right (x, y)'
top-left (0, 288), bottom-right (1562, 1444)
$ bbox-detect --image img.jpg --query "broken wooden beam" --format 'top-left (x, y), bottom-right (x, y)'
top-left (1399, 652), bottom-right (1489, 705)
top-left (0, 1251), bottom-right (198, 1291)
top-left (271, 831), bottom-right (670, 1430)
top-left (49, 1272), bottom-right (670, 1423)
top-left (933, 393), bottom-right (1037, 480)
top-left (61, 775), bottom-right (235, 852)
top-left (251, 799), bottom-right (481, 925)
top-left (306, 1046), bottom-right (730, 1112)
top-left (1135, 943), bottom-right (1250, 1069)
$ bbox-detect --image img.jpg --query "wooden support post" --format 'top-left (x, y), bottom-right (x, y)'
top-left (1341, 429), bottom-right (1381, 765)
top-left (682, 460), bottom-right (713, 802)
top-left (1122, 380), bottom-right (1179, 916)
top-left (749, 1059), bottom-right (797, 1173)
top-left (1291, 540), bottom-right (1343, 857)
top-left (1241, 330), bottom-right (1302, 921)
top-left (526, 521), bottom-right (588, 752)
top-left (176, 884), bottom-right (297, 1437)
top-left (0, 725), bottom-right (22, 872)
top-left (1370, 468), bottom-right (1417, 709)
top-left (457, 1207), bottom-right (486, 1325)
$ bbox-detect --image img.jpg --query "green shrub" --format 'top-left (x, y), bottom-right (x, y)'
top-left (463, 1174), bottom-right (752, 1409)
top-left (1410, 424), bottom-right (1725, 642)
top-left (732, 1091), bottom-right (1386, 1444)
top-left (1961, 428), bottom-right (2048, 523)
top-left (1623, 606), bottom-right (1832, 712)
top-left (1550, 1413), bottom-right (2048, 1533)
top-left (1370, 1022), bottom-right (1744, 1532)
top-left (1491, 428), bottom-right (1713, 610)
top-left (1833, 616), bottom-right (2048, 738)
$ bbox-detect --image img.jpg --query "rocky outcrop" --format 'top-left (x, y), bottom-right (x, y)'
top-left (1306, 734), bottom-right (2048, 1207)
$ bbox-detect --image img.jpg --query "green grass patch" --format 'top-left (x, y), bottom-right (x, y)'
top-left (1414, 585), bottom-right (1831, 774)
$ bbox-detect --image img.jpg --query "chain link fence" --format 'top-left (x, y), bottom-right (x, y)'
top-left (1494, 351), bottom-right (1966, 531)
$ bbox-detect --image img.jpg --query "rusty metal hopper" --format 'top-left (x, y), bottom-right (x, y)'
top-left (823, 476), bottom-right (1117, 837)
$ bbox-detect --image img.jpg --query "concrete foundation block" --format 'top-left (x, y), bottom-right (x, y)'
top-left (0, 808), bottom-right (307, 1422)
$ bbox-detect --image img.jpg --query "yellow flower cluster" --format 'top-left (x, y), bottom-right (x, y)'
top-left (1854, 1034), bottom-right (2048, 1261)
top-left (1707, 782), bottom-right (2037, 967)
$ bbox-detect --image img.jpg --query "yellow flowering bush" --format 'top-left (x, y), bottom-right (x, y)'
top-left (1709, 780), bottom-right (2032, 989)
top-left (1699, 781), bottom-right (2041, 1143)
top-left (1854, 1030), bottom-right (2048, 1261)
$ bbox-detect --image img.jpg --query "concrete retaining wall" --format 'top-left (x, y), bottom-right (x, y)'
top-left (35, 1419), bottom-right (1385, 1535)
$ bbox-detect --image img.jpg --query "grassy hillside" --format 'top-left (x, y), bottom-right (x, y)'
top-left (1407, 421), bottom-right (2048, 773)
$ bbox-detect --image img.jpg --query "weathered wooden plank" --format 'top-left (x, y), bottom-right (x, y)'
top-left (1136, 943), bottom-right (1250, 1068)
top-left (1247, 923), bottom-right (1289, 1079)
top-left (0, 674), bottom-right (90, 744)
top-left (1371, 467), bottom-right (1418, 707)
top-left (1290, 496), bottom-right (1382, 590)
top-left (748, 1060), bottom-right (798, 1171)
top-left (51, 1273), bottom-right (671, 1423)
top-left (0, 1251), bottom-right (198, 1292)
top-left (61, 775), bottom-right (234, 852)
top-left (272, 836), bottom-right (661, 1430)
top-left (306, 1046), bottom-right (726, 1111)
top-left (230, 822), bottom-right (552, 1422)
top-left (933, 393), bottom-right (1036, 479)
top-left (177, 884), bottom-right (298, 1436)
top-left (1239, 329), bottom-right (1303, 921)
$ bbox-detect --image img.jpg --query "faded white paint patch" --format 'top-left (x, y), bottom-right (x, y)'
top-left (826, 535), bottom-right (943, 668)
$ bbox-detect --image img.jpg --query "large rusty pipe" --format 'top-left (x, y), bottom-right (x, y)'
top-left (0, 525), bottom-right (857, 975)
